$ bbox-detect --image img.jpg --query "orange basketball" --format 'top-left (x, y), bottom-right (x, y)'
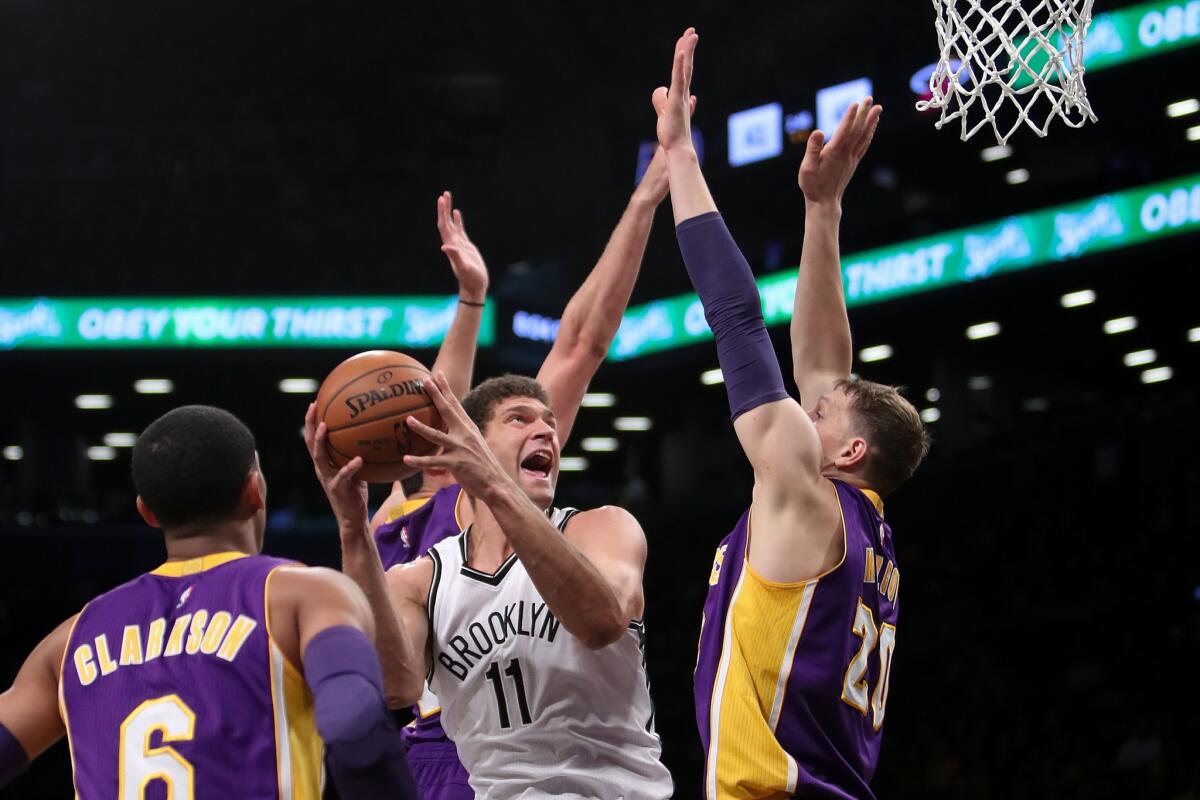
top-left (315, 350), bottom-right (442, 483)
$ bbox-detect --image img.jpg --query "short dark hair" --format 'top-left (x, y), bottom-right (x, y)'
top-left (132, 405), bottom-right (257, 529)
top-left (837, 377), bottom-right (930, 497)
top-left (461, 374), bottom-right (551, 431)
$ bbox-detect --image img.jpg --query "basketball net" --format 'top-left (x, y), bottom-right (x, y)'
top-left (916, 0), bottom-right (1098, 144)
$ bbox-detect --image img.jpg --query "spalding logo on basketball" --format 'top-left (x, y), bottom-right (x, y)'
top-left (315, 350), bottom-right (442, 483)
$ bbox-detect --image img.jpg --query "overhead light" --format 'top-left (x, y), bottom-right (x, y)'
top-left (614, 417), bottom-right (653, 431)
top-left (134, 378), bottom-right (174, 394)
top-left (919, 407), bottom-right (941, 423)
top-left (75, 394), bottom-right (113, 410)
top-left (87, 446), bottom-right (118, 461)
top-left (1189, 327), bottom-right (1200, 342)
top-left (859, 344), bottom-right (893, 363)
top-left (278, 378), bottom-right (318, 394)
top-left (1141, 366), bottom-right (1173, 384)
top-left (980, 144), bottom-right (1012, 162)
top-left (1060, 289), bottom-right (1096, 308)
top-left (581, 437), bottom-right (619, 452)
top-left (966, 321), bottom-right (1001, 340)
top-left (1189, 126), bottom-right (1200, 142)
top-left (925, 388), bottom-right (941, 403)
top-left (559, 456), bottom-right (589, 472)
top-left (1123, 349), bottom-right (1157, 367)
top-left (1005, 168), bottom-right (1030, 185)
top-left (1021, 397), bottom-right (1050, 412)
top-left (1167, 98), bottom-right (1200, 117)
top-left (968, 375), bottom-right (993, 391)
top-left (3, 446), bottom-right (22, 461)
top-left (580, 393), bottom-right (616, 408)
top-left (700, 369), bottom-right (724, 386)
top-left (103, 432), bottom-right (138, 448)
top-left (1103, 316), bottom-right (1137, 334)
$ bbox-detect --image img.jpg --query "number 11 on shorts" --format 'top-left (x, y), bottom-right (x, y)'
top-left (484, 658), bottom-right (533, 729)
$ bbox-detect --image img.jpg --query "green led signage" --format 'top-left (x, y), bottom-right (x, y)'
top-left (609, 172), bottom-right (1200, 360)
top-left (0, 296), bottom-right (494, 351)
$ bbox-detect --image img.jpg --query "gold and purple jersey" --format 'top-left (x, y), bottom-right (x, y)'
top-left (695, 479), bottom-right (899, 799)
top-left (58, 552), bottom-right (323, 799)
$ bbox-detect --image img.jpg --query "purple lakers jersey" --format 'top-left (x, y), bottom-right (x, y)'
top-left (375, 484), bottom-right (466, 747)
top-left (695, 479), bottom-right (899, 799)
top-left (59, 552), bottom-right (322, 800)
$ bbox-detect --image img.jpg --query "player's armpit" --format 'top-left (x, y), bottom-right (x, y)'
top-left (0, 615), bottom-right (75, 770)
top-left (563, 506), bottom-right (648, 626)
top-left (384, 560), bottom-right (433, 707)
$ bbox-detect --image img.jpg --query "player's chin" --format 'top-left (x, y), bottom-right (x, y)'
top-left (517, 470), bottom-right (556, 508)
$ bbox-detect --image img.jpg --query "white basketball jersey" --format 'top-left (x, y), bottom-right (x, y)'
top-left (425, 507), bottom-right (673, 800)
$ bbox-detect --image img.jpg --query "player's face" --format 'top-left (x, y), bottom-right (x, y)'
top-left (808, 388), bottom-right (857, 470)
top-left (481, 396), bottom-right (559, 510)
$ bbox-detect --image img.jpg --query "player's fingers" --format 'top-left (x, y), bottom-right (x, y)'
top-left (670, 28), bottom-right (695, 94)
top-left (854, 106), bottom-right (883, 161)
top-left (405, 416), bottom-right (453, 447)
top-left (403, 453), bottom-right (447, 470)
top-left (689, 94), bottom-right (697, 116)
top-left (331, 457), bottom-right (364, 488)
top-left (303, 403), bottom-right (317, 449)
top-left (453, 208), bottom-right (465, 235)
top-left (651, 86), bottom-right (669, 116)
top-left (436, 193), bottom-right (449, 235)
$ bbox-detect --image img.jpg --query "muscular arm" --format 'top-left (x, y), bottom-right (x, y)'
top-left (536, 147), bottom-right (670, 446)
top-left (0, 616), bottom-right (73, 785)
top-left (791, 100), bottom-right (881, 408)
top-left (430, 191), bottom-right (489, 400)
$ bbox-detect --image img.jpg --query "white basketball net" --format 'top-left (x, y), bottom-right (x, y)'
top-left (916, 0), bottom-right (1098, 144)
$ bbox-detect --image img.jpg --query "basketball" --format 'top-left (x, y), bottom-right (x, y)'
top-left (315, 350), bottom-right (442, 482)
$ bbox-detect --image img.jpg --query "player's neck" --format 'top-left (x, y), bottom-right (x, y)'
top-left (465, 505), bottom-right (514, 570)
top-left (162, 521), bottom-right (259, 562)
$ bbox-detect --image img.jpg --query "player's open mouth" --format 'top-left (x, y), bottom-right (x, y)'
top-left (520, 450), bottom-right (553, 479)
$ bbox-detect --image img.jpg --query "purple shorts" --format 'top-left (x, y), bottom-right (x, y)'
top-left (407, 740), bottom-right (473, 800)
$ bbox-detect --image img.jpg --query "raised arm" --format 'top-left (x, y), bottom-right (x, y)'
top-left (791, 100), bottom-right (881, 409)
top-left (535, 142), bottom-right (673, 446)
top-left (431, 190), bottom-right (489, 400)
top-left (0, 616), bottom-right (73, 788)
top-left (655, 29), bottom-right (841, 582)
top-left (304, 404), bottom-right (428, 707)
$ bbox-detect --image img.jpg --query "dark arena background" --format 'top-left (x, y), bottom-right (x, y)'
top-left (3, 2), bottom-right (1199, 797)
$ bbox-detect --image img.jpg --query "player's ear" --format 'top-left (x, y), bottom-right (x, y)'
top-left (135, 496), bottom-right (162, 529)
top-left (241, 469), bottom-right (266, 514)
top-left (836, 436), bottom-right (869, 472)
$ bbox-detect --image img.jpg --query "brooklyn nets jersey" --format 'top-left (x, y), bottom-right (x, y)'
top-left (425, 507), bottom-right (673, 799)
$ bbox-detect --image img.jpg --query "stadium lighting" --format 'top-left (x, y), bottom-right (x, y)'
top-left (966, 321), bottom-right (1001, 340)
top-left (1060, 289), bottom-right (1096, 308)
top-left (858, 344), bottom-right (893, 363)
top-left (980, 145), bottom-right (1012, 162)
top-left (580, 393), bottom-right (617, 408)
top-left (700, 369), bottom-right (724, 386)
top-left (134, 378), bottom-right (174, 394)
top-left (87, 446), bottom-right (118, 461)
top-left (1189, 327), bottom-right (1200, 342)
top-left (1141, 366), bottom-right (1173, 384)
top-left (925, 388), bottom-right (941, 403)
top-left (1005, 168), bottom-right (1030, 185)
top-left (278, 378), bottom-right (318, 394)
top-left (919, 407), bottom-right (941, 423)
top-left (614, 417), bottom-right (653, 432)
top-left (581, 437), bottom-right (619, 452)
top-left (102, 433), bottom-right (138, 448)
top-left (558, 456), bottom-right (589, 472)
top-left (75, 394), bottom-right (113, 410)
top-left (3, 446), bottom-right (23, 461)
top-left (1166, 98), bottom-right (1200, 118)
top-left (1103, 316), bottom-right (1137, 334)
top-left (1188, 126), bottom-right (1200, 142)
top-left (1123, 349), bottom-right (1157, 367)
top-left (1021, 397), bottom-right (1050, 412)
top-left (968, 375), bottom-right (993, 391)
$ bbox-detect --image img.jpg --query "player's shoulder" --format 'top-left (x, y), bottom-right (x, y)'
top-left (271, 563), bottom-right (361, 598)
top-left (385, 553), bottom-right (436, 601)
top-left (563, 505), bottom-right (647, 550)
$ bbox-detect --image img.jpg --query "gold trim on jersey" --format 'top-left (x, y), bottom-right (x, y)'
top-left (862, 489), bottom-right (884, 516)
top-left (453, 486), bottom-right (467, 530)
top-left (149, 551), bottom-right (250, 577)
top-left (387, 496), bottom-right (431, 523)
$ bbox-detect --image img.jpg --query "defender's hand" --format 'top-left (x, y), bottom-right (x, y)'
top-left (651, 28), bottom-right (700, 153)
top-left (798, 97), bottom-right (882, 208)
top-left (437, 191), bottom-right (489, 304)
top-left (304, 403), bottom-right (370, 535)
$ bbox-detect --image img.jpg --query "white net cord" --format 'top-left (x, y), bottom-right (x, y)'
top-left (916, 0), bottom-right (1099, 144)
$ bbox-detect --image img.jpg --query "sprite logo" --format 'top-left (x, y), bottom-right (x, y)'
top-left (1053, 198), bottom-right (1125, 258)
top-left (963, 219), bottom-right (1033, 279)
top-left (0, 299), bottom-right (63, 349)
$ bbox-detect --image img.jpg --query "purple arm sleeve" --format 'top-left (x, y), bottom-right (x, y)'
top-left (303, 626), bottom-right (418, 799)
top-left (677, 211), bottom-right (789, 420)
top-left (0, 722), bottom-right (30, 788)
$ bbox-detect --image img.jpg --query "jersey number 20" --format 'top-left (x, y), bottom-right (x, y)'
top-left (119, 694), bottom-right (196, 799)
top-left (840, 598), bottom-right (896, 730)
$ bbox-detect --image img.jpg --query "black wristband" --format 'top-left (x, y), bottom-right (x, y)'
top-left (458, 298), bottom-right (485, 307)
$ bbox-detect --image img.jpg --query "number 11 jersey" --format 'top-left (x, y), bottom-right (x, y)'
top-left (425, 508), bottom-right (673, 799)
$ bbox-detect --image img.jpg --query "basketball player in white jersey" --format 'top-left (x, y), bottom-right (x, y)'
top-left (305, 371), bottom-right (673, 799)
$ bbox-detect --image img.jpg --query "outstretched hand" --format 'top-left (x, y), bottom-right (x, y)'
top-left (402, 372), bottom-right (508, 502)
top-left (436, 191), bottom-right (489, 303)
top-left (651, 28), bottom-right (700, 153)
top-left (798, 97), bottom-right (882, 208)
top-left (304, 403), bottom-right (370, 535)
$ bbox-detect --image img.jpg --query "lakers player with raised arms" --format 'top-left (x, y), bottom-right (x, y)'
top-left (0, 406), bottom-right (417, 798)
top-left (653, 29), bottom-right (930, 799)
top-left (306, 370), bottom-right (673, 799)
